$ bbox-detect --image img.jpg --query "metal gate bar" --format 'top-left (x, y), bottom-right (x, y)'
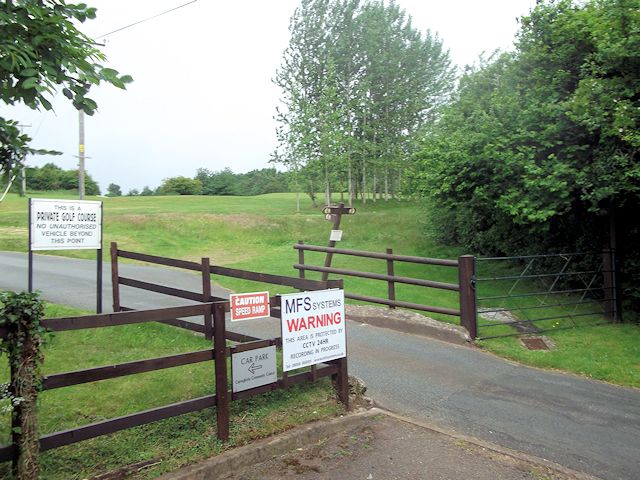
top-left (475, 250), bottom-right (614, 339)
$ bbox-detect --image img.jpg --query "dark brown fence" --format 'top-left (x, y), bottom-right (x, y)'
top-left (0, 303), bottom-right (221, 464)
top-left (1, 245), bottom-right (349, 466)
top-left (111, 242), bottom-right (342, 340)
top-left (0, 297), bottom-right (348, 465)
top-left (293, 242), bottom-right (477, 338)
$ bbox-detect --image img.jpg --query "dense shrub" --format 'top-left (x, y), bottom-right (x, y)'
top-left (18, 163), bottom-right (100, 195)
top-left (414, 0), bottom-right (640, 313)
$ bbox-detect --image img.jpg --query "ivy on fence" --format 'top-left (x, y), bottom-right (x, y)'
top-left (0, 291), bottom-right (46, 480)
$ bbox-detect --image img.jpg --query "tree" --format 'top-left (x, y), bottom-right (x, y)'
top-left (140, 186), bottom-right (154, 196)
top-left (415, 0), bottom-right (640, 306)
top-left (195, 167), bottom-right (291, 196)
top-left (196, 168), bottom-right (238, 195)
top-left (107, 183), bottom-right (122, 197)
top-left (157, 176), bottom-right (202, 195)
top-left (21, 162), bottom-right (99, 194)
top-left (273, 0), bottom-right (454, 205)
top-left (0, 0), bottom-right (132, 182)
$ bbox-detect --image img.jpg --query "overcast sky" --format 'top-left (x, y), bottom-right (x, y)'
top-left (9, 0), bottom-right (537, 193)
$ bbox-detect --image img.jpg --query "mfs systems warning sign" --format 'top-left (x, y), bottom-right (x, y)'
top-left (280, 289), bottom-right (346, 372)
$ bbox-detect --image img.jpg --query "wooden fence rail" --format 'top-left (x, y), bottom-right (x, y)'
top-left (294, 242), bottom-right (471, 329)
top-left (0, 297), bottom-right (348, 465)
top-left (110, 242), bottom-right (342, 340)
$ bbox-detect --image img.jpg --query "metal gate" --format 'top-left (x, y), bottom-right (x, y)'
top-left (474, 250), bottom-right (619, 339)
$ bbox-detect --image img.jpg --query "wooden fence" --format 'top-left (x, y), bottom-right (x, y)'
top-left (110, 242), bottom-right (342, 340)
top-left (0, 303), bottom-right (220, 463)
top-left (294, 243), bottom-right (622, 340)
top-left (1, 246), bottom-right (348, 466)
top-left (294, 242), bottom-right (477, 338)
top-left (0, 299), bottom-right (348, 465)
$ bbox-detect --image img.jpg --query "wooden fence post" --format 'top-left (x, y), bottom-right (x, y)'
top-left (602, 249), bottom-right (620, 322)
top-left (10, 359), bottom-right (20, 474)
top-left (213, 302), bottom-right (230, 441)
top-left (9, 314), bottom-right (42, 479)
top-left (201, 258), bottom-right (213, 340)
top-left (297, 241), bottom-right (305, 289)
top-left (110, 242), bottom-right (120, 312)
top-left (332, 357), bottom-right (349, 409)
top-left (321, 203), bottom-right (344, 281)
top-left (458, 255), bottom-right (477, 339)
top-left (386, 248), bottom-right (396, 309)
top-left (333, 279), bottom-right (349, 408)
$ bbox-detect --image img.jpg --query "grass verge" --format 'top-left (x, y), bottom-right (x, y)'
top-left (0, 303), bottom-right (344, 479)
top-left (477, 323), bottom-right (640, 388)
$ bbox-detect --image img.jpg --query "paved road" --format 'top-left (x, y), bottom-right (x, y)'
top-left (2, 252), bottom-right (639, 479)
top-left (0, 251), bottom-right (229, 311)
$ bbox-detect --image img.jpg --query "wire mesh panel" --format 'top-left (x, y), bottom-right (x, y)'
top-left (475, 252), bottom-right (616, 339)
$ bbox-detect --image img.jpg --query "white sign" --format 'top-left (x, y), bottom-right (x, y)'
top-left (230, 291), bottom-right (270, 321)
top-left (281, 289), bottom-right (346, 372)
top-left (231, 345), bottom-right (277, 393)
top-left (330, 229), bottom-right (343, 242)
top-left (30, 199), bottom-right (102, 251)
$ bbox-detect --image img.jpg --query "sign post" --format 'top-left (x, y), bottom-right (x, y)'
top-left (321, 203), bottom-right (356, 281)
top-left (29, 198), bottom-right (103, 312)
top-left (280, 289), bottom-right (346, 372)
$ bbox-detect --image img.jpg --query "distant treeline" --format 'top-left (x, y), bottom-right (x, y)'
top-left (14, 163), bottom-right (100, 195)
top-left (128, 168), bottom-right (291, 197)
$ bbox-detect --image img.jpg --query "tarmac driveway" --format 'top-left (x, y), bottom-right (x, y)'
top-left (1, 252), bottom-right (639, 479)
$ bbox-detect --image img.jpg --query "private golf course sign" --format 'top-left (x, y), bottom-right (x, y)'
top-left (28, 198), bottom-right (104, 312)
top-left (30, 198), bottom-right (102, 250)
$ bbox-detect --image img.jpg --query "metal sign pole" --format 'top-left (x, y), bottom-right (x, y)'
top-left (96, 248), bottom-right (102, 313)
top-left (28, 198), bottom-right (33, 292)
top-left (96, 201), bottom-right (103, 313)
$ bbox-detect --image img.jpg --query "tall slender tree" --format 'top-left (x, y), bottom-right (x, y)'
top-left (273, 0), bottom-right (454, 204)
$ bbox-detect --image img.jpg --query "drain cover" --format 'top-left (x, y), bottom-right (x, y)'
top-left (521, 337), bottom-right (550, 350)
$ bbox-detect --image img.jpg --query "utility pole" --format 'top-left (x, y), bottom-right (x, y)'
top-left (78, 110), bottom-right (85, 200)
top-left (17, 123), bottom-right (31, 197)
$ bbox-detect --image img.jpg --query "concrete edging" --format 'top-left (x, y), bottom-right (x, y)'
top-left (346, 305), bottom-right (470, 345)
top-left (158, 409), bottom-right (382, 480)
top-left (159, 407), bottom-right (601, 480)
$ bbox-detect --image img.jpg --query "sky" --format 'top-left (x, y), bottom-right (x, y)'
top-left (8, 0), bottom-right (538, 193)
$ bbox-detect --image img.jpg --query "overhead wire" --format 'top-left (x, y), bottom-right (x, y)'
top-left (26, 1), bottom-right (201, 142)
top-left (98, 0), bottom-right (199, 39)
top-left (17, 0), bottom-right (200, 173)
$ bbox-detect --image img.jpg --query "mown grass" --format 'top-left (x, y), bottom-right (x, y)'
top-left (477, 324), bottom-right (640, 388)
top-left (1, 192), bottom-right (639, 389)
top-left (0, 303), bottom-right (343, 479)
top-left (0, 192), bottom-right (463, 319)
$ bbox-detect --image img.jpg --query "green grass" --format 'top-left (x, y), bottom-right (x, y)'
top-left (1, 192), bottom-right (639, 389)
top-left (0, 303), bottom-right (343, 479)
top-left (477, 324), bottom-right (640, 388)
top-left (0, 192), bottom-right (463, 319)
